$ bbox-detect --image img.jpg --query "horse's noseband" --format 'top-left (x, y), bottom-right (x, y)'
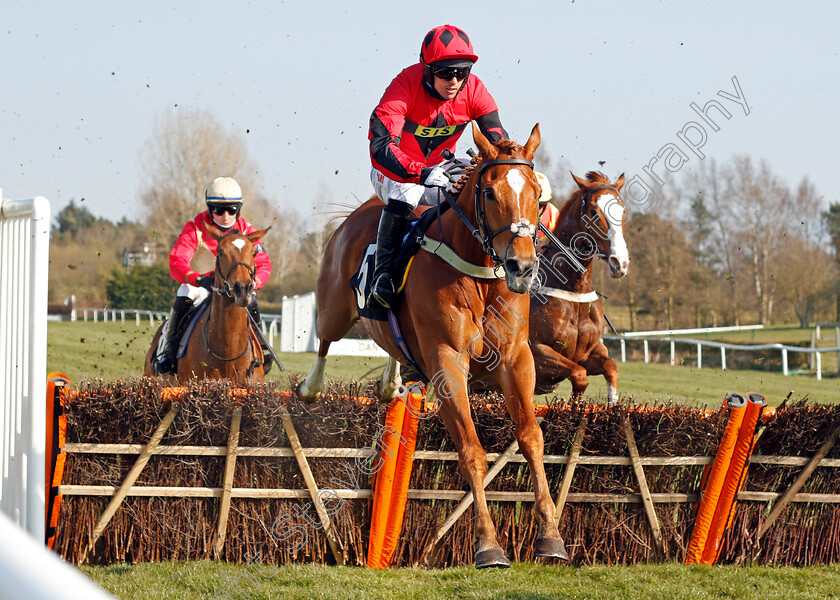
top-left (214, 260), bottom-right (256, 297)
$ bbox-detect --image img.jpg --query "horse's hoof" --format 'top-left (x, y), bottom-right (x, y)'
top-left (295, 382), bottom-right (319, 404)
top-left (475, 547), bottom-right (510, 569)
top-left (535, 536), bottom-right (569, 560)
top-left (373, 381), bottom-right (404, 404)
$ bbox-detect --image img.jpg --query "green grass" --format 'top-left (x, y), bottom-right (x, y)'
top-left (47, 321), bottom-right (838, 407)
top-left (80, 561), bottom-right (840, 600)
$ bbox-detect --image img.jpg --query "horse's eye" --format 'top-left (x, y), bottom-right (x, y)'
top-left (483, 189), bottom-right (495, 202)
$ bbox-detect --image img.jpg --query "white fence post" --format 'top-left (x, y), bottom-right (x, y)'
top-left (720, 346), bottom-right (726, 371)
top-left (0, 194), bottom-right (49, 540)
top-left (835, 327), bottom-right (840, 375)
top-left (643, 339), bottom-right (649, 364)
top-left (620, 338), bottom-right (626, 363)
top-left (816, 352), bottom-right (822, 381)
top-left (670, 341), bottom-right (675, 366)
top-left (697, 343), bottom-right (702, 369)
top-left (782, 348), bottom-right (788, 376)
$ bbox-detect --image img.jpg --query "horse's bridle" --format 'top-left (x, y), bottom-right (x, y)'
top-left (213, 259), bottom-right (256, 298)
top-left (203, 233), bottom-right (258, 362)
top-left (578, 185), bottom-right (625, 261)
top-left (443, 157), bottom-right (537, 266)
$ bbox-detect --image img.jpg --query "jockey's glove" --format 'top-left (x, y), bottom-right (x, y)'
top-left (195, 275), bottom-right (214, 290)
top-left (441, 157), bottom-right (469, 179)
top-left (420, 165), bottom-right (452, 188)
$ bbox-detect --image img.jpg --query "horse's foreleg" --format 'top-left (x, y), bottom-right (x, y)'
top-left (533, 343), bottom-right (589, 400)
top-left (582, 348), bottom-right (619, 405)
top-left (296, 340), bottom-right (330, 403)
top-left (429, 353), bottom-right (508, 568)
top-left (497, 350), bottom-right (568, 561)
top-left (375, 356), bottom-right (403, 403)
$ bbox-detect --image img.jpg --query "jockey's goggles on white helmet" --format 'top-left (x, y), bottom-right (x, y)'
top-left (205, 176), bottom-right (243, 217)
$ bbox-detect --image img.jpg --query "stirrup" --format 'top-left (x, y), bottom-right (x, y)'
top-left (155, 355), bottom-right (176, 375)
top-left (367, 274), bottom-right (396, 309)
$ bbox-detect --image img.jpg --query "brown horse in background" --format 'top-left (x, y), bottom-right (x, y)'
top-left (297, 123), bottom-right (568, 567)
top-left (530, 171), bottom-right (629, 402)
top-left (144, 225), bottom-right (269, 384)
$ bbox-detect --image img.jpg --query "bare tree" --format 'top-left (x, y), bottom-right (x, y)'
top-left (138, 107), bottom-right (259, 239)
top-left (775, 236), bottom-right (838, 327)
top-left (244, 197), bottom-right (304, 283)
top-left (681, 158), bottom-right (746, 325)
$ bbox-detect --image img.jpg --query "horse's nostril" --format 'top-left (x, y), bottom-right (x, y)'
top-left (504, 258), bottom-right (521, 276)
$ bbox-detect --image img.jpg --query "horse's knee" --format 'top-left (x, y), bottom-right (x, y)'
top-left (569, 367), bottom-right (589, 393)
top-left (514, 420), bottom-right (545, 456)
top-left (457, 443), bottom-right (487, 482)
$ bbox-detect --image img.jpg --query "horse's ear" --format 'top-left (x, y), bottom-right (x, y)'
top-left (571, 172), bottom-right (589, 190)
top-left (522, 123), bottom-right (541, 161)
top-left (205, 222), bottom-right (223, 241)
top-left (247, 227), bottom-right (270, 243)
top-left (472, 122), bottom-right (497, 160)
top-left (614, 173), bottom-right (626, 192)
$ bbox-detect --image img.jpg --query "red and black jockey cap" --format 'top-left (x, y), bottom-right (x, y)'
top-left (420, 25), bottom-right (478, 67)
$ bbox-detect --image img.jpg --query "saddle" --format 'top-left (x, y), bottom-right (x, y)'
top-left (350, 203), bottom-right (451, 321)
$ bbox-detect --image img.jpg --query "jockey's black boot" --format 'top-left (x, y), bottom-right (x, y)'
top-left (247, 297), bottom-right (273, 375)
top-left (155, 296), bottom-right (192, 375)
top-left (367, 201), bottom-right (410, 310)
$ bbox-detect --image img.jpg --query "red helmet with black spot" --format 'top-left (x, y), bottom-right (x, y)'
top-left (420, 25), bottom-right (478, 66)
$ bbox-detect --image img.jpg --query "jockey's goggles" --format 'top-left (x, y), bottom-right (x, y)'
top-left (431, 65), bottom-right (471, 81)
top-left (208, 203), bottom-right (241, 216)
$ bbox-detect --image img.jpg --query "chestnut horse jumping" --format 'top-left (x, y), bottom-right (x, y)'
top-left (530, 171), bottom-right (629, 402)
top-left (297, 124), bottom-right (568, 567)
top-left (144, 225), bottom-right (270, 384)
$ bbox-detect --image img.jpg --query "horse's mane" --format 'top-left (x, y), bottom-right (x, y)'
top-left (449, 138), bottom-right (527, 200)
top-left (491, 139), bottom-right (523, 156)
top-left (555, 171), bottom-right (611, 222)
top-left (582, 171), bottom-right (611, 185)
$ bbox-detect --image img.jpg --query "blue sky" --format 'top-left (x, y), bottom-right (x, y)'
top-left (2, 1), bottom-right (838, 225)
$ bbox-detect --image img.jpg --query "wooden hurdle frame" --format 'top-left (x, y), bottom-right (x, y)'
top-left (54, 385), bottom-right (840, 567)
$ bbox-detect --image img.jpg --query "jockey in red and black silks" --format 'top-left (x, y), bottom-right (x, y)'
top-left (154, 176), bottom-right (273, 376)
top-left (369, 63), bottom-right (506, 184)
top-left (366, 24), bottom-right (509, 311)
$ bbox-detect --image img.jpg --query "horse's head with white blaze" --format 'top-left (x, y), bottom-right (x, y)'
top-left (206, 224), bottom-right (271, 307)
top-left (571, 172), bottom-right (629, 278)
top-left (473, 122), bottom-right (542, 293)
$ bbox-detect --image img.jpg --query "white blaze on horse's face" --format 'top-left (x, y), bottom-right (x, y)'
top-left (231, 239), bottom-right (246, 251)
top-left (595, 194), bottom-right (630, 278)
top-left (506, 168), bottom-right (526, 212)
top-left (498, 167), bottom-right (539, 293)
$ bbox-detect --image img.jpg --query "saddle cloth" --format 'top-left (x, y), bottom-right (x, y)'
top-left (350, 204), bottom-right (449, 321)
